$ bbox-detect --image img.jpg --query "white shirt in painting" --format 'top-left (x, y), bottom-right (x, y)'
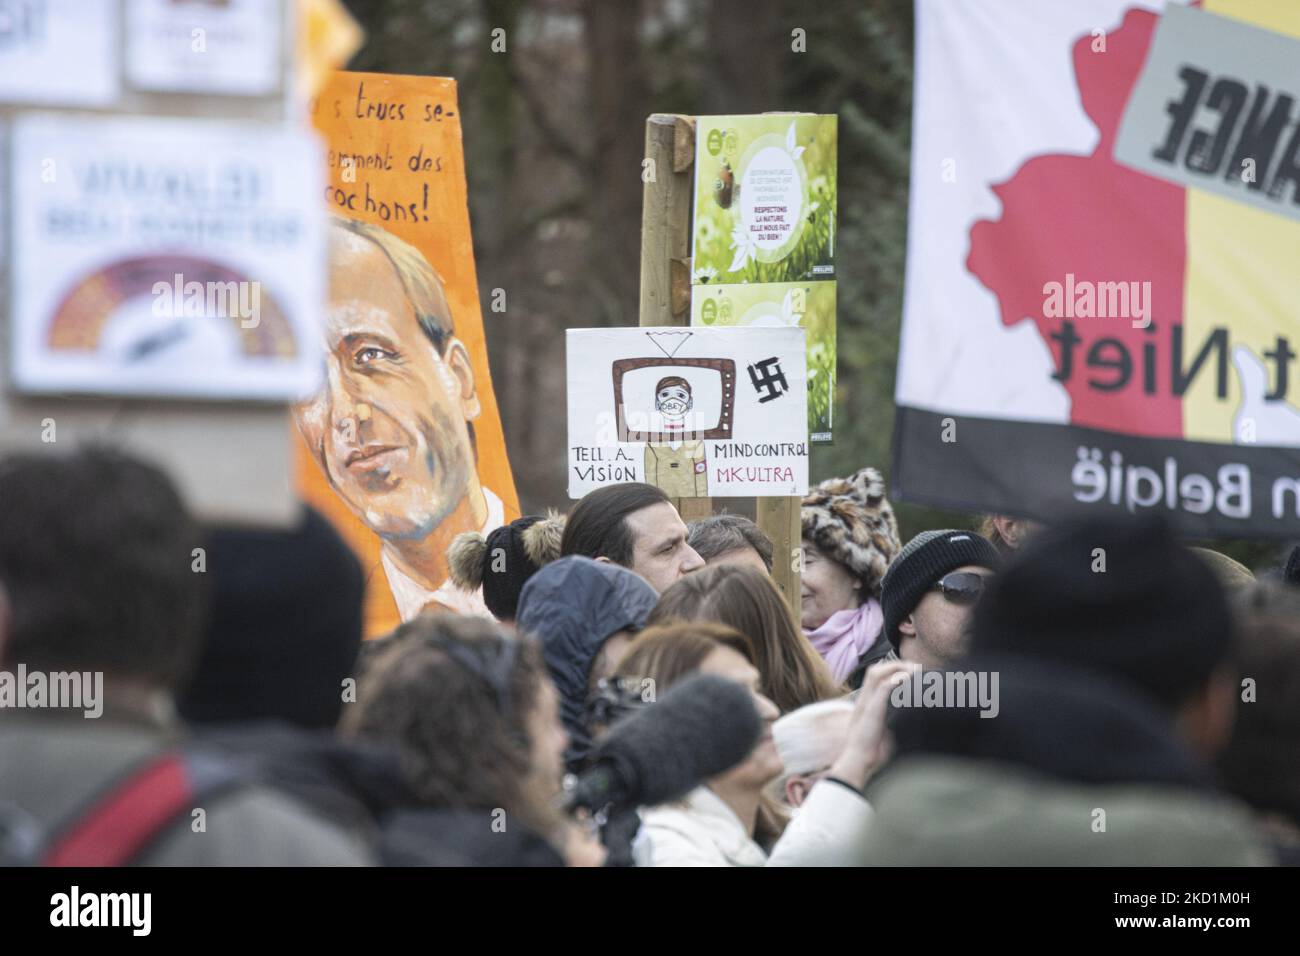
top-left (381, 486), bottom-right (505, 622)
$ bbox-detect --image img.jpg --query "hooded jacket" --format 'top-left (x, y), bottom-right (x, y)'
top-left (859, 655), bottom-right (1271, 866)
top-left (515, 556), bottom-right (658, 771)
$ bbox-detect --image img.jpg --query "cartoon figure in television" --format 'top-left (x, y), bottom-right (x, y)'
top-left (644, 375), bottom-right (709, 497)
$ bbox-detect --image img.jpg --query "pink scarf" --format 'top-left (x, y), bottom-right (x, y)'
top-left (805, 600), bottom-right (884, 685)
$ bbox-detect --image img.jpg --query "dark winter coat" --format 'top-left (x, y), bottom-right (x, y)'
top-left (380, 808), bottom-right (564, 866)
top-left (192, 721), bottom-right (415, 846)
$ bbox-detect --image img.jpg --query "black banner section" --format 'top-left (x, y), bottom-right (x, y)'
top-left (892, 405), bottom-right (1300, 539)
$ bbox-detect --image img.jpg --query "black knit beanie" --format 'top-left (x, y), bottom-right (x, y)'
top-left (447, 513), bottom-right (565, 621)
top-left (881, 529), bottom-right (1001, 651)
top-left (972, 513), bottom-right (1232, 710)
top-left (178, 506), bottom-right (364, 731)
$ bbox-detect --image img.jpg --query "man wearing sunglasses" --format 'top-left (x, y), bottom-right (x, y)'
top-left (880, 530), bottom-right (1001, 669)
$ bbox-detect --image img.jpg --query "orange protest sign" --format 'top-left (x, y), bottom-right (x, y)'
top-left (298, 71), bottom-right (519, 638)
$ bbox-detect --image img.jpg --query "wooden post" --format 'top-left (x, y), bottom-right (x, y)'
top-left (638, 114), bottom-right (694, 328)
top-left (757, 496), bottom-right (802, 611)
top-left (637, 113), bottom-right (801, 617)
top-left (639, 114), bottom-right (713, 522)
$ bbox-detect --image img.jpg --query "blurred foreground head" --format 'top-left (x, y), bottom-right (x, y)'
top-left (1218, 582), bottom-right (1300, 862)
top-left (972, 512), bottom-right (1236, 757)
top-left (0, 448), bottom-right (204, 692)
top-left (973, 512), bottom-right (1233, 710)
top-left (343, 613), bottom-right (567, 841)
top-left (178, 506), bottom-right (364, 730)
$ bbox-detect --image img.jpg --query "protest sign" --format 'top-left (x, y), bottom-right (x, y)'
top-left (125, 0), bottom-right (285, 97)
top-left (0, 0), bottom-right (361, 529)
top-left (9, 113), bottom-right (325, 401)
top-left (692, 280), bottom-right (835, 441)
top-left (894, 0), bottom-right (1300, 538)
top-left (691, 113), bottom-right (836, 442)
top-left (567, 326), bottom-right (808, 498)
top-left (691, 114), bottom-right (836, 283)
top-left (298, 72), bottom-right (520, 634)
top-left (0, 0), bottom-right (119, 107)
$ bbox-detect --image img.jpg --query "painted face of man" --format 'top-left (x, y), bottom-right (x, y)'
top-left (294, 229), bottom-right (481, 541)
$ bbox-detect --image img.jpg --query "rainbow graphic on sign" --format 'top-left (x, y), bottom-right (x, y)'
top-left (47, 255), bottom-right (297, 359)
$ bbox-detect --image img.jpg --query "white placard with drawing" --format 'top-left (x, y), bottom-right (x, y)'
top-left (567, 326), bottom-right (808, 498)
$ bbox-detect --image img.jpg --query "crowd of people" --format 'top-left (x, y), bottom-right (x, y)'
top-left (0, 449), bottom-right (1297, 866)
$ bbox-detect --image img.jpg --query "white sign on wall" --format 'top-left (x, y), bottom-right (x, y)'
top-left (9, 113), bottom-right (325, 401)
top-left (0, 0), bottom-right (119, 107)
top-left (567, 326), bottom-right (808, 498)
top-left (125, 0), bottom-right (284, 96)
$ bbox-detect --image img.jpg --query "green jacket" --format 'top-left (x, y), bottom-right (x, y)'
top-left (861, 756), bottom-right (1271, 866)
top-left (0, 714), bottom-right (371, 866)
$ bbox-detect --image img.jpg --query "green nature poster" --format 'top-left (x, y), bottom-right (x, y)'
top-left (691, 113), bottom-right (837, 441)
top-left (691, 281), bottom-right (835, 442)
top-left (691, 114), bottom-right (836, 284)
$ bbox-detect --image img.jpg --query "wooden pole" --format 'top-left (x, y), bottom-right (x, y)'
top-left (636, 113), bottom-right (801, 616)
top-left (638, 114), bottom-right (712, 524)
top-left (757, 495), bottom-right (802, 611)
top-left (638, 114), bottom-right (694, 328)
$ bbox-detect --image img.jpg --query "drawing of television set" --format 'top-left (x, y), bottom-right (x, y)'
top-left (611, 356), bottom-right (737, 443)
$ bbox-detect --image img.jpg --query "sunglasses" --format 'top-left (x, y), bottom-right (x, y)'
top-left (931, 571), bottom-right (988, 605)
